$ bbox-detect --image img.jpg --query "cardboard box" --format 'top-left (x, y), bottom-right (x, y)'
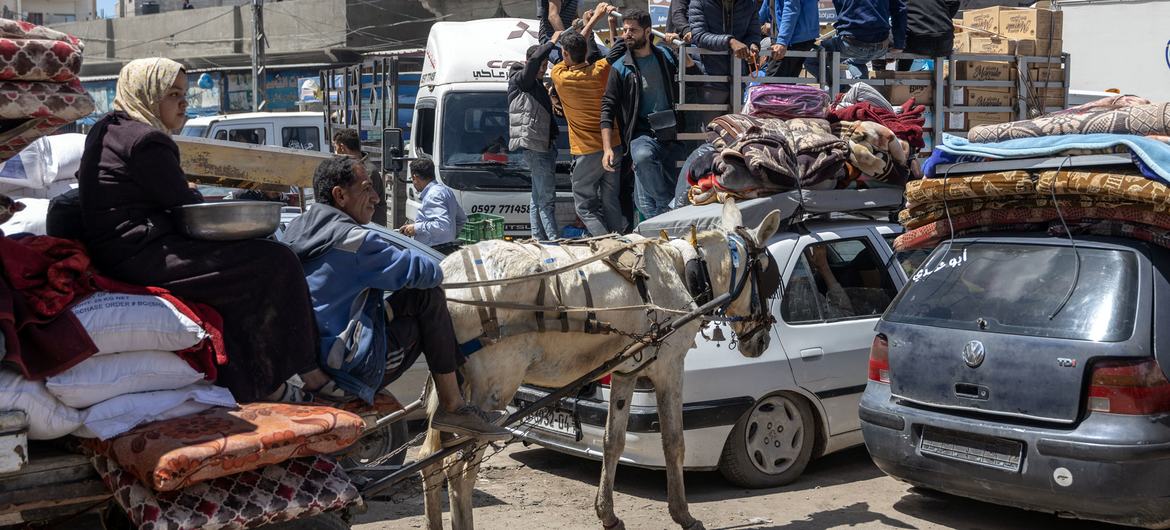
top-left (999, 8), bottom-right (1063, 40)
top-left (877, 71), bottom-right (934, 105)
top-left (1016, 39), bottom-right (1062, 57)
top-left (962, 7), bottom-right (1001, 34)
top-left (970, 36), bottom-right (1015, 55)
top-left (967, 112), bottom-right (1014, 128)
top-left (953, 31), bottom-right (970, 54)
top-left (962, 88), bottom-right (1015, 108)
top-left (958, 60), bottom-right (1013, 81)
top-left (1025, 65), bottom-right (1064, 82)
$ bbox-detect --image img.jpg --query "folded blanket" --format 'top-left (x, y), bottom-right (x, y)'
top-left (0, 38), bottom-right (84, 82)
top-left (968, 103), bottom-right (1170, 144)
top-left (833, 120), bottom-right (911, 185)
top-left (1036, 169), bottom-right (1170, 207)
top-left (0, 79), bottom-right (92, 120)
top-left (939, 133), bottom-right (1170, 183)
top-left (832, 99), bottom-right (927, 151)
top-left (743, 84), bottom-right (830, 120)
top-left (904, 171), bottom-right (1035, 206)
top-left (899, 196), bottom-right (1158, 230)
top-left (0, 20), bottom-right (83, 47)
top-left (1053, 95), bottom-right (1152, 117)
top-left (894, 205), bottom-right (1170, 251)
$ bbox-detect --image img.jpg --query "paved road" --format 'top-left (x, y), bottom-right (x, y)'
top-left (352, 443), bottom-right (1128, 529)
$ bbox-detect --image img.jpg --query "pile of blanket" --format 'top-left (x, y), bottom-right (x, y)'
top-left (687, 84), bottom-right (926, 206)
top-left (895, 96), bottom-right (1170, 252)
top-left (0, 19), bottom-right (93, 164)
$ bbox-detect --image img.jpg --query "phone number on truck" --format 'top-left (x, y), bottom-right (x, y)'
top-left (469, 204), bottom-right (530, 214)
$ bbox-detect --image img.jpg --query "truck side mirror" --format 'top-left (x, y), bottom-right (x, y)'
top-left (382, 127), bottom-right (405, 173)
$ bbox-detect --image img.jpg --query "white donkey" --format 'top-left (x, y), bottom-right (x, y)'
top-left (419, 201), bottom-right (782, 530)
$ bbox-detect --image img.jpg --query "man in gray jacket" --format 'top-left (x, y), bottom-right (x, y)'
top-left (508, 32), bottom-right (561, 240)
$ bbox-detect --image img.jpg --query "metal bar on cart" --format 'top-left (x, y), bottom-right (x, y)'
top-left (358, 288), bottom-right (739, 498)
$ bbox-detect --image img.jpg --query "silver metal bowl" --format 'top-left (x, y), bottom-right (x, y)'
top-left (175, 201), bottom-right (283, 241)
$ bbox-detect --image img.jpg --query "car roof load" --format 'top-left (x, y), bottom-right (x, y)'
top-left (636, 188), bottom-right (904, 238)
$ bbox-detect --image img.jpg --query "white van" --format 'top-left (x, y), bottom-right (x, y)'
top-left (180, 112), bottom-right (328, 153)
top-left (409, 18), bottom-right (576, 236)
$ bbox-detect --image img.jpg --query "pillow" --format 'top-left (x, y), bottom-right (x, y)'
top-left (93, 453), bottom-right (360, 530)
top-left (0, 368), bottom-right (83, 440)
top-left (87, 402), bottom-right (363, 492)
top-left (45, 350), bottom-right (205, 408)
top-left (71, 292), bottom-right (207, 355)
top-left (74, 383), bottom-right (236, 440)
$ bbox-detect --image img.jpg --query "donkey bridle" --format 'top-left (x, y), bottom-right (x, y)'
top-left (686, 227), bottom-right (779, 343)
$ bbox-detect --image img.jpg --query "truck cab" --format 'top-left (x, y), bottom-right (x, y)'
top-left (180, 112), bottom-right (329, 154)
top-left (409, 18), bottom-right (574, 236)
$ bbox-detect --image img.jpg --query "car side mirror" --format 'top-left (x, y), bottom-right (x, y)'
top-left (382, 127), bottom-right (405, 173)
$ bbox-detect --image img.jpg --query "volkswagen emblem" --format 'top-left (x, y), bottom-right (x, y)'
top-left (962, 340), bottom-right (986, 368)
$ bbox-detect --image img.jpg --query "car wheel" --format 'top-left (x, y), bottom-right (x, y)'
top-left (719, 393), bottom-right (816, 489)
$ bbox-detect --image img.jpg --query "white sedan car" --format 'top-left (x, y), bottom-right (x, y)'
top-left (510, 219), bottom-right (921, 487)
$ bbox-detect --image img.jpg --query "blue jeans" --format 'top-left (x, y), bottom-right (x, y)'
top-left (570, 152), bottom-right (624, 237)
top-left (629, 135), bottom-right (686, 219)
top-left (819, 34), bottom-right (890, 80)
top-left (523, 147), bottom-right (558, 240)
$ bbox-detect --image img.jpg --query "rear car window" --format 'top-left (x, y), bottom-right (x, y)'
top-left (781, 238), bottom-right (901, 324)
top-left (885, 242), bottom-right (1139, 342)
top-left (282, 126), bottom-right (320, 151)
top-left (883, 233), bottom-right (933, 276)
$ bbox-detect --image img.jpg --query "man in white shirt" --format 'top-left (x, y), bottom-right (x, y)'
top-left (399, 158), bottom-right (467, 255)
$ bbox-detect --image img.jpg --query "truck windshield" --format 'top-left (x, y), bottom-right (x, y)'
top-left (885, 241), bottom-right (1139, 342)
top-left (439, 91), bottom-right (571, 191)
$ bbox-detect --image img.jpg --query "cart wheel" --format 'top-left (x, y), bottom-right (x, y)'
top-left (260, 512), bottom-right (350, 529)
top-left (339, 420), bottom-right (410, 470)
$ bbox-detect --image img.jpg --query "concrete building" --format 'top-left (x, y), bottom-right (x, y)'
top-left (2, 0), bottom-right (97, 25)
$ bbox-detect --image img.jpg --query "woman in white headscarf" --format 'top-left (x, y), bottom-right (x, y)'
top-left (76, 58), bottom-right (332, 403)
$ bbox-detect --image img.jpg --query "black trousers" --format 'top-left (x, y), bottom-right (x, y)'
top-left (892, 34), bottom-right (954, 71)
top-left (764, 39), bottom-right (817, 79)
top-left (382, 286), bottom-right (462, 386)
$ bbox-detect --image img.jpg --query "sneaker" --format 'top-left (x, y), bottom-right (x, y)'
top-left (431, 405), bottom-right (513, 443)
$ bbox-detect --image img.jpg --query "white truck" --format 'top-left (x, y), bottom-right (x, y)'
top-left (331, 18), bottom-right (577, 237)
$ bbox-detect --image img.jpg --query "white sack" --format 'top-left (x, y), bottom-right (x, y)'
top-left (71, 293), bottom-right (207, 355)
top-left (0, 197), bottom-right (48, 236)
top-left (75, 383), bottom-right (237, 440)
top-left (45, 350), bottom-right (205, 409)
top-left (0, 134), bottom-right (85, 191)
top-left (0, 369), bottom-right (84, 440)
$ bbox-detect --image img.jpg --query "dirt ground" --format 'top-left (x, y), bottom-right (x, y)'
top-left (350, 443), bottom-right (1127, 530)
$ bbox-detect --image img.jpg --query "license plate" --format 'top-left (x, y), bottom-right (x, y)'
top-left (919, 426), bottom-right (1023, 472)
top-left (521, 406), bottom-right (577, 438)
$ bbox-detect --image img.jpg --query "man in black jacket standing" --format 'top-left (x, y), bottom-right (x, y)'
top-left (897, 0), bottom-right (959, 70)
top-left (508, 32), bottom-right (562, 240)
top-left (600, 9), bottom-right (698, 219)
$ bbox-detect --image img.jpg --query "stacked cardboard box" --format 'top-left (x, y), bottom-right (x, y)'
top-left (958, 6), bottom-right (1064, 57)
top-left (875, 71), bottom-right (935, 105)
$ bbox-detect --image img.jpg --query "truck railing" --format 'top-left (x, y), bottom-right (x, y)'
top-left (670, 47), bottom-right (1070, 148)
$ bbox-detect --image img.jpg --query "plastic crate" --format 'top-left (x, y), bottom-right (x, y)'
top-left (458, 213), bottom-right (505, 244)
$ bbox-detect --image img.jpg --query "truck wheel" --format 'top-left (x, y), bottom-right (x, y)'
top-left (339, 420), bottom-right (410, 470)
top-left (718, 393), bottom-right (815, 489)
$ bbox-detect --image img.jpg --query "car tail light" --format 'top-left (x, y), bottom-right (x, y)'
top-left (598, 374), bottom-right (612, 386)
top-left (868, 334), bottom-right (890, 384)
top-left (595, 374), bottom-right (654, 390)
top-left (1087, 358), bottom-right (1170, 415)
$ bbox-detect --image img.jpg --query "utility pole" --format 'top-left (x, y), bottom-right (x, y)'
top-left (250, 0), bottom-right (267, 112)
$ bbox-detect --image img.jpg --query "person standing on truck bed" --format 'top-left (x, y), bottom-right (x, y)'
top-left (399, 158), bottom-right (467, 255)
top-left (758, 0), bottom-right (819, 79)
top-left (282, 156), bottom-right (511, 442)
top-left (509, 31), bottom-right (563, 241)
top-left (601, 8), bottom-right (698, 219)
top-left (551, 2), bottom-right (626, 237)
top-left (897, 0), bottom-right (958, 71)
top-left (688, 0), bottom-right (763, 105)
top-left (333, 128), bottom-right (387, 227)
top-left (538, 0), bottom-right (579, 63)
top-left (819, 0), bottom-right (908, 80)
top-left (73, 57), bottom-right (333, 403)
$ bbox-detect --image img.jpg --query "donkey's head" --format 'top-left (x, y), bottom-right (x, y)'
top-left (691, 200), bottom-right (782, 358)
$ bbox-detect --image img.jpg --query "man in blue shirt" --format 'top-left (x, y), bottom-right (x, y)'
top-left (759, 0), bottom-right (820, 79)
top-left (282, 156), bottom-right (510, 442)
top-left (400, 158), bottom-right (467, 255)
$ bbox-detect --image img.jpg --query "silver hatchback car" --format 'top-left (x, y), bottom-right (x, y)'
top-left (862, 235), bottom-right (1170, 529)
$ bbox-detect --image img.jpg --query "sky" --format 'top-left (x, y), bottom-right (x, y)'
top-left (97, 0), bottom-right (117, 18)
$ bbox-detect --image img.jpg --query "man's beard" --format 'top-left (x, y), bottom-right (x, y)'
top-left (631, 35), bottom-right (650, 51)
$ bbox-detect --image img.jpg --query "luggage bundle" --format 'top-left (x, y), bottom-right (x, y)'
top-left (895, 97), bottom-right (1170, 252)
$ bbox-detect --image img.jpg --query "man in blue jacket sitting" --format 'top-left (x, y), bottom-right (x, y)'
top-left (282, 156), bottom-right (510, 443)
